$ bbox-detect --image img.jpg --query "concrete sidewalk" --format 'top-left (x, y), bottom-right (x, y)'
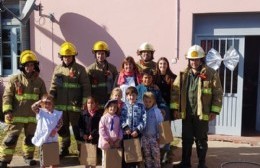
top-left (174, 140), bottom-right (260, 168)
top-left (7, 140), bottom-right (260, 168)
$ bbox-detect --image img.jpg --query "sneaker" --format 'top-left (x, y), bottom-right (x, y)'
top-left (161, 152), bottom-right (169, 164)
top-left (59, 149), bottom-right (69, 158)
top-left (24, 159), bottom-right (37, 166)
top-left (0, 161), bottom-right (8, 168)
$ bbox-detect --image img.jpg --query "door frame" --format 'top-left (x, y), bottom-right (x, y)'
top-left (256, 52), bottom-right (260, 131)
top-left (195, 35), bottom-right (245, 136)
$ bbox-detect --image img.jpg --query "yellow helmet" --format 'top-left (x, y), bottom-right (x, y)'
top-left (92, 41), bottom-right (110, 56)
top-left (137, 42), bottom-right (155, 55)
top-left (186, 45), bottom-right (205, 59)
top-left (59, 42), bottom-right (78, 56)
top-left (20, 50), bottom-right (38, 65)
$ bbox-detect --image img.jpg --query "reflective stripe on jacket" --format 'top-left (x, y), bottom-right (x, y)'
top-left (5, 116), bottom-right (37, 124)
top-left (2, 72), bottom-right (47, 117)
top-left (170, 65), bottom-right (223, 121)
top-left (0, 147), bottom-right (15, 155)
top-left (87, 61), bottom-right (118, 106)
top-left (49, 62), bottom-right (91, 112)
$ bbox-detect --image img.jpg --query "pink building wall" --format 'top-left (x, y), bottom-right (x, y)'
top-left (30, 0), bottom-right (260, 88)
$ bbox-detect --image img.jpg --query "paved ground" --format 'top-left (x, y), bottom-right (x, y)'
top-left (7, 138), bottom-right (260, 168)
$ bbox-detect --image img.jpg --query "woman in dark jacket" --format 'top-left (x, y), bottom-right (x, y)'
top-left (154, 57), bottom-right (176, 165)
top-left (154, 57), bottom-right (177, 108)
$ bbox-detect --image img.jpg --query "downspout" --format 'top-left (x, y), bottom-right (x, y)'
top-left (173, 0), bottom-right (180, 64)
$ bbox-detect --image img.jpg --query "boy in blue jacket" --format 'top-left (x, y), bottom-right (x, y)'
top-left (121, 86), bottom-right (146, 168)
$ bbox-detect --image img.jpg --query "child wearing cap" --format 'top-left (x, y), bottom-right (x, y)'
top-left (31, 94), bottom-right (63, 168)
top-left (78, 96), bottom-right (103, 168)
top-left (98, 99), bottom-right (123, 166)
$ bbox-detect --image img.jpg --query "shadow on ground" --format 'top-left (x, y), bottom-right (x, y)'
top-left (173, 141), bottom-right (260, 168)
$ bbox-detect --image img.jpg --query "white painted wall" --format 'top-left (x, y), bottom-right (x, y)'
top-left (28, 0), bottom-right (260, 89)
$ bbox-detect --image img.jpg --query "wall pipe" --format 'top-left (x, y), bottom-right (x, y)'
top-left (173, 0), bottom-right (180, 64)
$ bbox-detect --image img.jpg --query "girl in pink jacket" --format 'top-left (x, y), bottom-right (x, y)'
top-left (98, 99), bottom-right (123, 150)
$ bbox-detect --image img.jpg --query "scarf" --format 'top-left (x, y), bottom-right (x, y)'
top-left (88, 108), bottom-right (97, 117)
top-left (117, 71), bottom-right (142, 85)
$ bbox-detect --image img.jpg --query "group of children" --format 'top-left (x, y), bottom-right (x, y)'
top-left (32, 84), bottom-right (167, 168)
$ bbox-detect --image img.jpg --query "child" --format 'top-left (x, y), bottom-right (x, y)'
top-left (142, 92), bottom-right (164, 168)
top-left (136, 69), bottom-right (167, 110)
top-left (110, 87), bottom-right (125, 114)
top-left (78, 97), bottom-right (103, 145)
top-left (78, 96), bottom-right (102, 168)
top-left (31, 94), bottom-right (63, 168)
top-left (78, 96), bottom-right (103, 168)
top-left (121, 86), bottom-right (147, 167)
top-left (137, 69), bottom-right (172, 165)
top-left (98, 99), bottom-right (123, 166)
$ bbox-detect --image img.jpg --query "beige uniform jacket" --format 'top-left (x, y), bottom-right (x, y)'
top-left (170, 65), bottom-right (223, 120)
top-left (49, 62), bottom-right (91, 112)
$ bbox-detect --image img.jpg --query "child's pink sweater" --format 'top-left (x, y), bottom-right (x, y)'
top-left (98, 113), bottom-right (123, 149)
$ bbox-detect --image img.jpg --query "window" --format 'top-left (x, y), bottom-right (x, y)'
top-left (0, 0), bottom-right (28, 76)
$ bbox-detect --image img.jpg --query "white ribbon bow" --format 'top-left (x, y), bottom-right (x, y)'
top-left (206, 47), bottom-right (240, 71)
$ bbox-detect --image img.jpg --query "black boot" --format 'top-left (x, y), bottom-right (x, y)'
top-left (173, 149), bottom-right (192, 168)
top-left (196, 139), bottom-right (208, 168)
top-left (0, 161), bottom-right (8, 168)
top-left (198, 164), bottom-right (208, 168)
top-left (59, 148), bottom-right (70, 158)
top-left (24, 158), bottom-right (37, 166)
top-left (176, 140), bottom-right (193, 168)
top-left (174, 162), bottom-right (191, 168)
top-left (59, 136), bottom-right (71, 158)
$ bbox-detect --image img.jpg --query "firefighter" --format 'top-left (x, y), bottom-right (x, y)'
top-left (171, 45), bottom-right (223, 168)
top-left (87, 41), bottom-right (118, 108)
top-left (49, 42), bottom-right (91, 158)
top-left (136, 42), bottom-right (157, 75)
top-left (0, 50), bottom-right (47, 167)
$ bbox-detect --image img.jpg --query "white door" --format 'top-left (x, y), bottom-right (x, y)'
top-left (196, 36), bottom-right (245, 136)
